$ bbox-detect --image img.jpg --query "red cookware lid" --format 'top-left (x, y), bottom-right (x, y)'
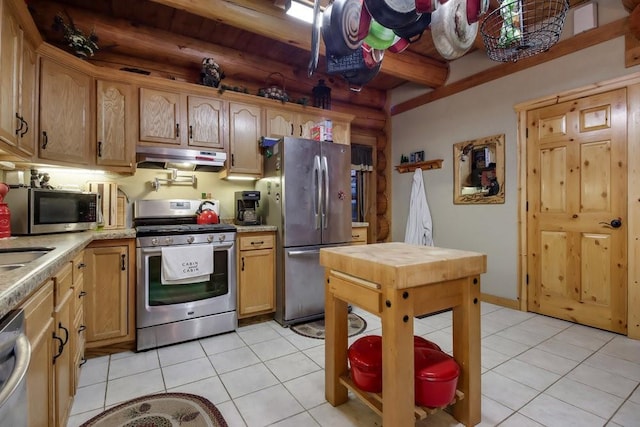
top-left (414, 347), bottom-right (460, 381)
top-left (414, 336), bottom-right (442, 351)
top-left (348, 335), bottom-right (382, 368)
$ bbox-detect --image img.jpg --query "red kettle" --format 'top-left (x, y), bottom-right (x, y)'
top-left (196, 200), bottom-right (219, 224)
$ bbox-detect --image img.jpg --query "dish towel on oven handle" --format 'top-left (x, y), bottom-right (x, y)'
top-left (161, 245), bottom-right (214, 285)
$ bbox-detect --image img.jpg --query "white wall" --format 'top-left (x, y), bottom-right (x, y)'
top-left (391, 27), bottom-right (640, 299)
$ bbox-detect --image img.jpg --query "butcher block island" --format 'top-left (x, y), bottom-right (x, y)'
top-left (320, 243), bottom-right (487, 426)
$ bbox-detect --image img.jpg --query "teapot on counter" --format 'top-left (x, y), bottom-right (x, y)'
top-left (196, 200), bottom-right (219, 225)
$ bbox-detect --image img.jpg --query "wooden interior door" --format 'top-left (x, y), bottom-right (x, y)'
top-left (526, 88), bottom-right (628, 334)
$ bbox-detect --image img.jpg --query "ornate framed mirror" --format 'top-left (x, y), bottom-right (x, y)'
top-left (453, 134), bottom-right (505, 204)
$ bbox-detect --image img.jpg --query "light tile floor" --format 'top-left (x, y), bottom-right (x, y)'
top-left (67, 303), bottom-right (640, 427)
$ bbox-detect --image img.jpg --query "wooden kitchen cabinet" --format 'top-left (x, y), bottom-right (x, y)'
top-left (238, 232), bottom-right (275, 318)
top-left (139, 88), bottom-right (226, 151)
top-left (225, 101), bottom-right (263, 176)
top-left (38, 57), bottom-right (92, 165)
top-left (351, 226), bottom-right (368, 245)
top-left (0, 0), bottom-right (37, 156)
top-left (187, 95), bottom-right (226, 150)
top-left (21, 280), bottom-right (55, 427)
top-left (96, 80), bottom-right (135, 170)
top-left (53, 262), bottom-right (74, 427)
top-left (70, 251), bottom-right (86, 393)
top-left (264, 107), bottom-right (350, 144)
top-left (139, 87), bottom-right (182, 145)
top-left (84, 239), bottom-right (136, 351)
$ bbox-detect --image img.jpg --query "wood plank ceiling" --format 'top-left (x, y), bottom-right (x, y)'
top-left (26, 0), bottom-right (610, 126)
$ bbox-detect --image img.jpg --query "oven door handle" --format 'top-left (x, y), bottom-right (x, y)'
top-left (214, 243), bottom-right (234, 250)
top-left (0, 334), bottom-right (30, 408)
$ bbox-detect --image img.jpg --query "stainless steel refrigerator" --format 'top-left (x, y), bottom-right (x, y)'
top-left (256, 137), bottom-right (351, 326)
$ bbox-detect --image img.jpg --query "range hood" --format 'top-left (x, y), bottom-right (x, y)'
top-left (136, 146), bottom-right (227, 172)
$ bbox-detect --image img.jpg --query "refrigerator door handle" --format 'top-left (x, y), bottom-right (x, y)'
top-left (287, 249), bottom-right (321, 256)
top-left (322, 155), bottom-right (329, 229)
top-left (313, 155), bottom-right (321, 230)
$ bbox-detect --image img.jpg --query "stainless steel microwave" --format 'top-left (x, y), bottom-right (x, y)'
top-left (4, 187), bottom-right (98, 235)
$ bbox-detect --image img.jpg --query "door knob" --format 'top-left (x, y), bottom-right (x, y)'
top-left (599, 218), bottom-right (622, 228)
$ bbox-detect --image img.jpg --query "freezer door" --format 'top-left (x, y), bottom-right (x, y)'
top-left (281, 138), bottom-right (322, 247)
top-left (281, 245), bottom-right (326, 324)
top-left (321, 141), bottom-right (351, 244)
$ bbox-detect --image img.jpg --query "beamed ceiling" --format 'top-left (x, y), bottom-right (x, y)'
top-left (25, 0), bottom-right (638, 121)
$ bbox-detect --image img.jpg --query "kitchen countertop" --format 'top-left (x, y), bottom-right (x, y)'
top-left (0, 225), bottom-right (276, 320)
top-left (0, 228), bottom-right (136, 321)
top-left (352, 222), bottom-right (369, 227)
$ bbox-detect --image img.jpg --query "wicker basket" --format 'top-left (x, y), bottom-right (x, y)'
top-left (258, 72), bottom-right (289, 102)
top-left (481, 0), bottom-right (568, 62)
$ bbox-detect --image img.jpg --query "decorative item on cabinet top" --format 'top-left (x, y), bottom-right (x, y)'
top-left (52, 12), bottom-right (99, 59)
top-left (258, 73), bottom-right (289, 103)
top-left (200, 57), bottom-right (225, 88)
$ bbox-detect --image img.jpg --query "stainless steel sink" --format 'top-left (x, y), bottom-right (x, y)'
top-left (0, 264), bottom-right (25, 272)
top-left (0, 247), bottom-right (54, 267)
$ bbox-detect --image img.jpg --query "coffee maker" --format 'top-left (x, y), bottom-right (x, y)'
top-left (235, 191), bottom-right (260, 225)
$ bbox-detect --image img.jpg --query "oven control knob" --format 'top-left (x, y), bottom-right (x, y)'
top-left (151, 238), bottom-right (158, 246)
top-left (187, 236), bottom-right (195, 244)
top-left (165, 237), bottom-right (173, 245)
top-left (207, 235), bottom-right (214, 243)
top-left (218, 234), bottom-right (226, 242)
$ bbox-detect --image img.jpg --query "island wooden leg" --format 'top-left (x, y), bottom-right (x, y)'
top-left (452, 275), bottom-right (482, 426)
top-left (325, 271), bottom-right (349, 406)
top-left (381, 288), bottom-right (415, 426)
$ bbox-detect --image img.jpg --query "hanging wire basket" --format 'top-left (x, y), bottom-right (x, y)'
top-left (481, 0), bottom-right (569, 62)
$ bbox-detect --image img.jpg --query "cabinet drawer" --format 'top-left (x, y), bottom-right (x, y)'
top-left (351, 227), bottom-right (368, 244)
top-left (72, 251), bottom-right (85, 284)
top-left (72, 275), bottom-right (84, 316)
top-left (54, 262), bottom-right (73, 305)
top-left (239, 234), bottom-right (274, 250)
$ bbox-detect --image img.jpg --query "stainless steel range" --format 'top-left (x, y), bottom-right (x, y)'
top-left (134, 199), bottom-right (237, 351)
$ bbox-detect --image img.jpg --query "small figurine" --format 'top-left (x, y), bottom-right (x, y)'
top-left (200, 57), bottom-right (225, 88)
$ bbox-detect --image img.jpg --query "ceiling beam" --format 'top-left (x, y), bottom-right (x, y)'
top-left (29, 0), bottom-right (387, 110)
top-left (149, 0), bottom-right (449, 88)
top-left (391, 17), bottom-right (629, 115)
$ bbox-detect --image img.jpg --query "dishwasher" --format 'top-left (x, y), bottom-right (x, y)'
top-left (0, 309), bottom-right (30, 427)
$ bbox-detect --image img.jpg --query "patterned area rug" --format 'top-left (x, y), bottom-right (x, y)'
top-left (290, 313), bottom-right (367, 339)
top-left (80, 393), bottom-right (227, 427)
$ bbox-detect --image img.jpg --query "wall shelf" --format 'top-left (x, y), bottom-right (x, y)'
top-left (394, 159), bottom-right (443, 173)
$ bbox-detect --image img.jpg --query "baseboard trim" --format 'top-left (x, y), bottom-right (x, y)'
top-left (481, 293), bottom-right (520, 310)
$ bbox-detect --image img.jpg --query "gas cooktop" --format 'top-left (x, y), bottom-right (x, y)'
top-left (135, 223), bottom-right (236, 237)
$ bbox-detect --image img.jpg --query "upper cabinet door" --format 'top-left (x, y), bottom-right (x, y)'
top-left (228, 101), bottom-right (262, 175)
top-left (96, 80), bottom-right (134, 169)
top-left (187, 95), bottom-right (226, 150)
top-left (139, 88), bottom-right (182, 145)
top-left (17, 40), bottom-right (37, 157)
top-left (264, 108), bottom-right (295, 139)
top-left (0, 3), bottom-right (22, 148)
top-left (39, 58), bottom-right (91, 165)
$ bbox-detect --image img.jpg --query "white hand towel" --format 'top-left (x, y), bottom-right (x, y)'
top-left (404, 168), bottom-right (434, 246)
top-left (161, 245), bottom-right (214, 285)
